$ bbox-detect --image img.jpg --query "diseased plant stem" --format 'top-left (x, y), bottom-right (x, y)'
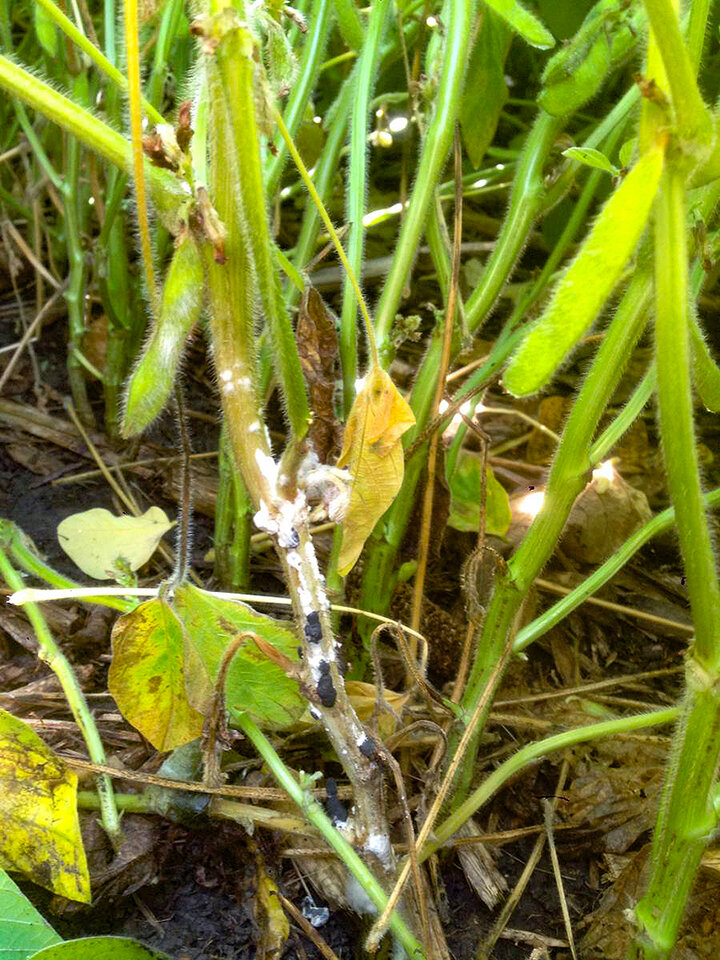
top-left (202, 21), bottom-right (395, 869)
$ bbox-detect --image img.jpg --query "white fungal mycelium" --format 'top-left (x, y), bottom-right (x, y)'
top-left (364, 832), bottom-right (393, 869)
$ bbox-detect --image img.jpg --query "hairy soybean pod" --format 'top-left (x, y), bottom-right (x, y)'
top-left (503, 143), bottom-right (664, 398)
top-left (539, 0), bottom-right (645, 117)
top-left (122, 234), bottom-right (204, 437)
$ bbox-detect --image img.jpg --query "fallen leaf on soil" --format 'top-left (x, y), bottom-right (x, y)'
top-left (109, 599), bottom-right (204, 752)
top-left (57, 506), bottom-right (174, 580)
top-left (297, 284), bottom-right (340, 463)
top-left (0, 708), bottom-right (90, 902)
top-left (336, 366), bottom-right (415, 575)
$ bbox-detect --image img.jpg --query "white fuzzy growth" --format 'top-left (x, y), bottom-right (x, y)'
top-left (236, 376), bottom-right (252, 389)
top-left (255, 449), bottom-right (279, 488)
top-left (248, 421), bottom-right (261, 433)
top-left (220, 369), bottom-right (233, 381)
top-left (285, 549), bottom-right (301, 571)
top-left (365, 832), bottom-right (393, 868)
top-left (306, 642), bottom-right (334, 686)
top-left (345, 876), bottom-right (377, 916)
top-left (309, 704), bottom-right (322, 721)
top-left (222, 380), bottom-right (236, 394)
top-left (253, 500), bottom-right (278, 536)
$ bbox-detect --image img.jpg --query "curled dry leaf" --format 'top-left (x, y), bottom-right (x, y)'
top-left (336, 366), bottom-right (415, 575)
top-left (297, 285), bottom-right (340, 463)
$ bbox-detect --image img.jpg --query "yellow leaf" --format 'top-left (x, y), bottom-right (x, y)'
top-left (0, 709), bottom-right (90, 902)
top-left (337, 367), bottom-right (415, 575)
top-left (57, 507), bottom-right (174, 581)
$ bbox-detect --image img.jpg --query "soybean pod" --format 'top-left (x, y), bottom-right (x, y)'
top-left (122, 232), bottom-right (204, 437)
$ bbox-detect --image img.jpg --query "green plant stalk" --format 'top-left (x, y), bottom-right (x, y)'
top-left (641, 0), bottom-right (714, 156)
top-left (514, 485), bottom-right (720, 653)
top-left (630, 165), bottom-right (720, 958)
top-left (451, 266), bottom-right (652, 804)
top-left (234, 712), bottom-right (424, 958)
top-left (339, 0), bottom-right (389, 410)
top-left (686, 0), bottom-right (712, 72)
top-left (358, 113), bottom-right (562, 627)
top-left (589, 364), bottom-right (656, 464)
top-left (33, 0), bottom-right (165, 124)
top-left (426, 707), bottom-right (679, 861)
top-left (0, 520), bottom-right (134, 613)
top-left (211, 9), bottom-right (309, 440)
top-left (373, 0), bottom-right (473, 359)
top-left (0, 548), bottom-right (121, 847)
top-left (146, 0), bottom-right (185, 109)
top-left (63, 74), bottom-right (94, 426)
top-left (214, 425), bottom-right (252, 590)
top-left (287, 70), bottom-right (354, 291)
top-left (0, 56), bottom-right (188, 229)
top-left (265, 0), bottom-right (332, 198)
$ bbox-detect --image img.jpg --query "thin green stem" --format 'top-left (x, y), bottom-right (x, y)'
top-left (234, 712), bottom-right (424, 959)
top-left (0, 548), bottom-right (121, 847)
top-left (373, 0), bottom-right (474, 358)
top-left (427, 708), bottom-right (678, 861)
top-left (265, 0), bottom-right (332, 198)
top-left (34, 0), bottom-right (165, 124)
top-left (332, 0), bottom-right (364, 51)
top-left (339, 0), bottom-right (389, 402)
top-left (514, 486), bottom-right (720, 653)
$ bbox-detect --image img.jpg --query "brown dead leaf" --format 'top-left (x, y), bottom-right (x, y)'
top-left (297, 285), bottom-right (340, 463)
top-left (336, 366), bottom-right (415, 575)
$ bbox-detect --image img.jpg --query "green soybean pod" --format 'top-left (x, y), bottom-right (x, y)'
top-left (503, 143), bottom-right (665, 398)
top-left (539, 0), bottom-right (645, 117)
top-left (122, 233), bottom-right (204, 437)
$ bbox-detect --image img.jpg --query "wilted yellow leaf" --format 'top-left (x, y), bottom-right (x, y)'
top-left (0, 709), bottom-right (90, 902)
top-left (337, 366), bottom-right (415, 575)
top-left (57, 507), bottom-right (174, 580)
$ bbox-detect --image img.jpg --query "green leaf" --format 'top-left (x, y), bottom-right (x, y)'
top-left (460, 10), bottom-right (511, 167)
top-left (29, 937), bottom-right (170, 960)
top-left (503, 143), bottom-right (664, 397)
top-left (447, 454), bottom-right (512, 536)
top-left (0, 869), bottom-right (61, 960)
top-left (34, 5), bottom-right (57, 58)
top-left (0, 710), bottom-right (90, 903)
top-left (57, 507), bottom-right (174, 581)
top-left (174, 586), bottom-right (305, 730)
top-left (482, 0), bottom-right (554, 49)
top-left (562, 147), bottom-right (619, 176)
top-left (618, 138), bottom-right (637, 169)
top-left (109, 600), bottom-right (204, 752)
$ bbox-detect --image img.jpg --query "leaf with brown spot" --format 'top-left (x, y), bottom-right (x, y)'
top-left (297, 285), bottom-right (340, 462)
top-left (109, 599), bottom-right (204, 752)
top-left (336, 366), bottom-right (415, 575)
top-left (0, 709), bottom-right (90, 902)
